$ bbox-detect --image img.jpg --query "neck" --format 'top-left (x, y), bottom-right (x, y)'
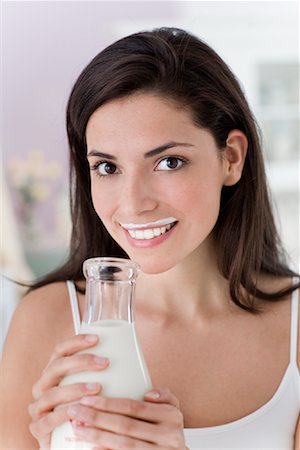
top-left (135, 237), bottom-right (233, 322)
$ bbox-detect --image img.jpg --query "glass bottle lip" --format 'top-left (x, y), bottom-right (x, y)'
top-left (83, 257), bottom-right (140, 281)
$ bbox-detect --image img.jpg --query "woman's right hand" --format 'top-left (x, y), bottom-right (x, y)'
top-left (28, 334), bottom-right (109, 449)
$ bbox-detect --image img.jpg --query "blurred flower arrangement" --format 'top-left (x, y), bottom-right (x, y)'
top-left (7, 149), bottom-right (63, 241)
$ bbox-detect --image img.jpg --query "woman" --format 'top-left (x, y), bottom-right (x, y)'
top-left (1, 27), bottom-right (299, 449)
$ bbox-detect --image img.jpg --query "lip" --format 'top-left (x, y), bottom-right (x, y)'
top-left (123, 221), bottom-right (178, 248)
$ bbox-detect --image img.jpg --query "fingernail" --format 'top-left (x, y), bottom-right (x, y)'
top-left (146, 390), bottom-right (160, 399)
top-left (85, 334), bottom-right (98, 343)
top-left (86, 382), bottom-right (100, 391)
top-left (94, 355), bottom-right (108, 365)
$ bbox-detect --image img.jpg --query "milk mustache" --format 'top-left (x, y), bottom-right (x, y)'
top-left (50, 258), bottom-right (152, 450)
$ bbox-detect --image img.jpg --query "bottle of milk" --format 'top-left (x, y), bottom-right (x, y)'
top-left (50, 257), bottom-right (152, 450)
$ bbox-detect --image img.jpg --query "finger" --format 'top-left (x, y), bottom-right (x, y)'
top-left (48, 334), bottom-right (99, 364)
top-left (29, 405), bottom-right (69, 440)
top-left (144, 388), bottom-right (180, 409)
top-left (68, 404), bottom-right (157, 443)
top-left (77, 395), bottom-right (178, 423)
top-left (32, 334), bottom-right (100, 400)
top-left (37, 436), bottom-right (50, 450)
top-left (33, 354), bottom-right (109, 399)
top-left (29, 382), bottom-right (101, 420)
top-left (72, 423), bottom-right (155, 449)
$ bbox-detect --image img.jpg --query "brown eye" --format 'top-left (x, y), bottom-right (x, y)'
top-left (156, 157), bottom-right (185, 171)
top-left (166, 157), bottom-right (180, 169)
top-left (98, 162), bottom-right (117, 175)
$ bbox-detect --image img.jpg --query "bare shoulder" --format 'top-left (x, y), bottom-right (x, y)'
top-left (20, 281), bottom-right (73, 323)
top-left (1, 281), bottom-right (78, 395)
top-left (264, 275), bottom-right (300, 370)
top-left (268, 275), bottom-right (300, 370)
top-left (255, 274), bottom-right (298, 352)
top-left (1, 281), bottom-right (75, 382)
top-left (0, 282), bottom-right (75, 448)
top-left (6, 281), bottom-right (75, 352)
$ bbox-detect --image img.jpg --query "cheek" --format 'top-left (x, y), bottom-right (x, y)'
top-left (174, 176), bottom-right (223, 217)
top-left (91, 184), bottom-right (114, 222)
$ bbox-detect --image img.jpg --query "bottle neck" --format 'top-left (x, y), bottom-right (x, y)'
top-left (82, 257), bottom-right (140, 326)
top-left (83, 279), bottom-right (135, 325)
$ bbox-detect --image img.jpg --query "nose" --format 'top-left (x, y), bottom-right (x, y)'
top-left (120, 173), bottom-right (158, 217)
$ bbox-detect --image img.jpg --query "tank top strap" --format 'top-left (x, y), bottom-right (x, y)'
top-left (290, 277), bottom-right (299, 363)
top-left (66, 280), bottom-right (81, 335)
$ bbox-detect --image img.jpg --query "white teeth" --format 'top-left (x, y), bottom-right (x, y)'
top-left (127, 223), bottom-right (175, 240)
top-left (135, 230), bottom-right (144, 239)
top-left (153, 227), bottom-right (161, 237)
top-left (144, 229), bottom-right (154, 239)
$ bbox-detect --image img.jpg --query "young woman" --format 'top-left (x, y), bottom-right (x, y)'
top-left (1, 27), bottom-right (299, 449)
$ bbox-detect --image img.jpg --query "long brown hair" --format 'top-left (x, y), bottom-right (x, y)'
top-left (31, 27), bottom-right (299, 312)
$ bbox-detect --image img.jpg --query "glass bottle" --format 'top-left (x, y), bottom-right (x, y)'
top-left (51, 257), bottom-right (152, 450)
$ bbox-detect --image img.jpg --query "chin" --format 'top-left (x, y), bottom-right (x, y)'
top-left (128, 255), bottom-right (176, 275)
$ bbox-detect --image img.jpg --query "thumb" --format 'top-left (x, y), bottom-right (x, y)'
top-left (144, 387), bottom-right (180, 409)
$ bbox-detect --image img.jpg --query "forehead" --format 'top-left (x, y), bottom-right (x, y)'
top-left (85, 93), bottom-right (196, 143)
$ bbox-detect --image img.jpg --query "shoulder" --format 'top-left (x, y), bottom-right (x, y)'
top-left (1, 282), bottom-right (76, 404)
top-left (279, 276), bottom-right (300, 371)
top-left (0, 282), bottom-right (75, 448)
top-left (15, 282), bottom-right (71, 327)
top-left (19, 281), bottom-right (72, 320)
top-left (257, 275), bottom-right (299, 361)
top-left (3, 281), bottom-right (75, 365)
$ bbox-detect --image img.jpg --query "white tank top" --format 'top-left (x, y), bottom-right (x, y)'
top-left (67, 279), bottom-right (300, 449)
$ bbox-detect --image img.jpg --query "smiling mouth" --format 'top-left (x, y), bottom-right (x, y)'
top-left (122, 221), bottom-right (178, 240)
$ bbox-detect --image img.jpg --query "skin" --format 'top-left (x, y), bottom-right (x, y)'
top-left (0, 93), bottom-right (299, 449)
top-left (86, 94), bottom-right (244, 276)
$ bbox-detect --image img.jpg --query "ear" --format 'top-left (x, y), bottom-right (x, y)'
top-left (222, 129), bottom-right (248, 186)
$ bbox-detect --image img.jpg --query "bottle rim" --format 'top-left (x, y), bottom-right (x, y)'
top-left (83, 257), bottom-right (140, 280)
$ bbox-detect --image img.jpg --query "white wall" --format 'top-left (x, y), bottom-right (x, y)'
top-left (2, 1), bottom-right (299, 272)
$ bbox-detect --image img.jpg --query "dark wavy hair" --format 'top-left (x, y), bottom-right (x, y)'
top-left (31, 27), bottom-right (299, 312)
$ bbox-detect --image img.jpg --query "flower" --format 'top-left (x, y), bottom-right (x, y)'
top-left (7, 149), bottom-right (63, 237)
top-left (9, 149), bottom-right (62, 202)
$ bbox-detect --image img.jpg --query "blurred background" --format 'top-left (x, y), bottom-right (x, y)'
top-left (1, 1), bottom-right (299, 350)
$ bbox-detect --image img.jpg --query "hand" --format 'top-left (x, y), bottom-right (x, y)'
top-left (67, 387), bottom-right (186, 449)
top-left (28, 334), bottom-right (109, 449)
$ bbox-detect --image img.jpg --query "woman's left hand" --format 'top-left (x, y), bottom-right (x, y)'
top-left (67, 387), bottom-right (186, 449)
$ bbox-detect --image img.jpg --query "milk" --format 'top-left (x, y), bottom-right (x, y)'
top-left (50, 320), bottom-right (152, 449)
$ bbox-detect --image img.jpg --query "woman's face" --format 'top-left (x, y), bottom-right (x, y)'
top-left (86, 93), bottom-right (229, 274)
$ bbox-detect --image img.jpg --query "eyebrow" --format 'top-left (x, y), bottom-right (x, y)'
top-left (87, 142), bottom-right (194, 160)
top-left (87, 150), bottom-right (117, 160)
